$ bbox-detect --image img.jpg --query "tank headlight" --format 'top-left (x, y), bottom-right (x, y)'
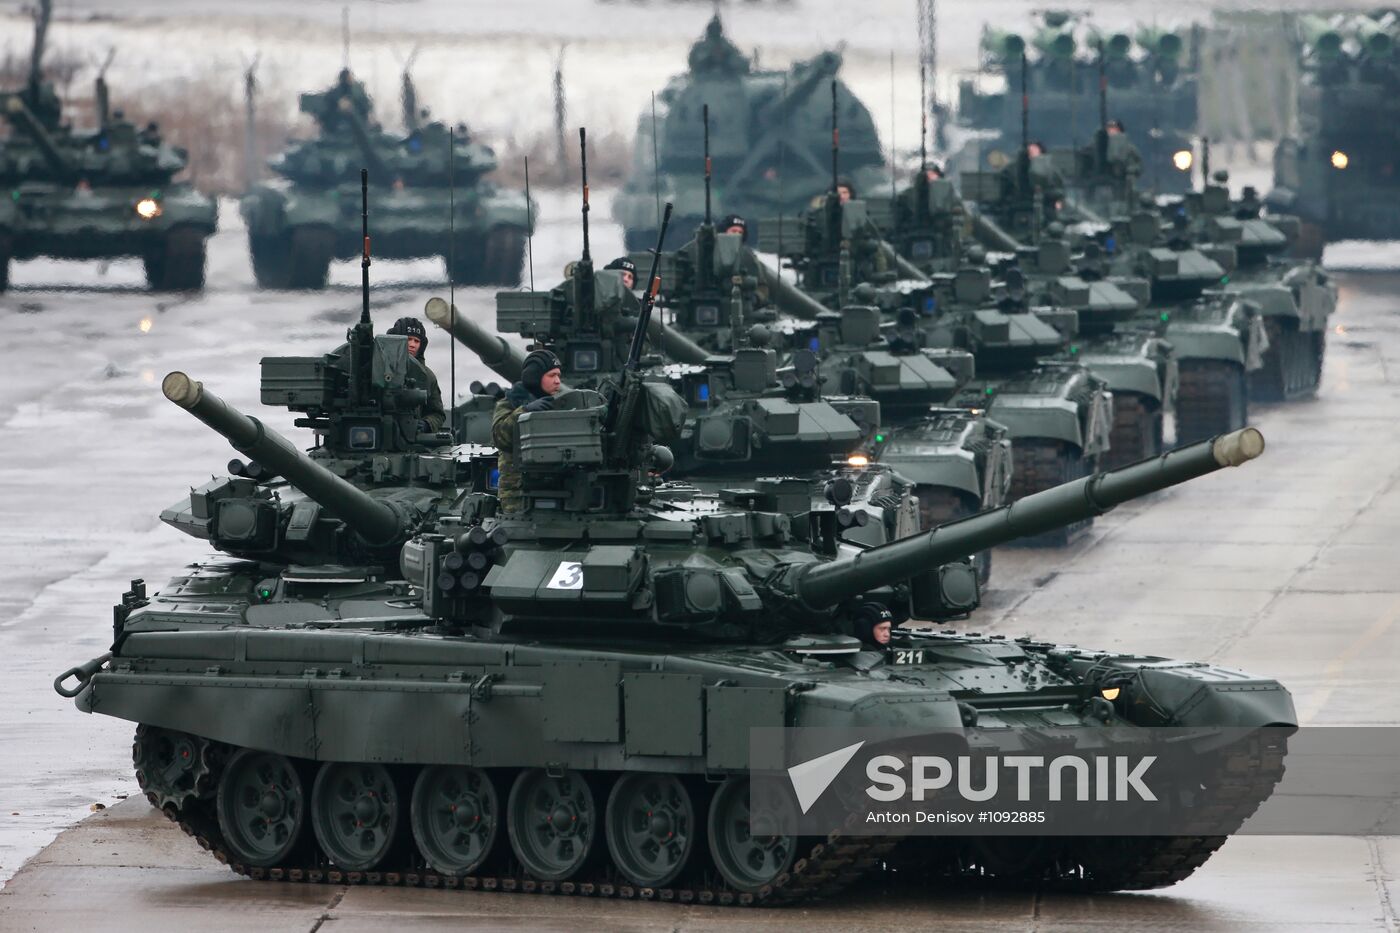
top-left (1172, 149), bottom-right (1193, 172)
top-left (1330, 150), bottom-right (1349, 170)
top-left (846, 454), bottom-right (870, 468)
top-left (135, 198), bottom-right (162, 219)
top-left (1100, 686), bottom-right (1121, 701)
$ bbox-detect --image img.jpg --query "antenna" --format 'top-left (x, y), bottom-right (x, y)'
top-left (448, 126), bottom-right (456, 425)
top-left (830, 79), bottom-right (840, 194)
top-left (1019, 49), bottom-right (1031, 192)
top-left (341, 7), bottom-right (350, 69)
top-left (1097, 39), bottom-right (1109, 167)
top-left (777, 73), bottom-right (788, 260)
top-left (650, 91), bottom-right (661, 230)
top-left (524, 156), bottom-right (535, 290)
top-left (703, 103), bottom-right (713, 225)
top-left (919, 62), bottom-right (927, 172)
top-left (1201, 136), bottom-right (1211, 189)
top-left (360, 167), bottom-right (371, 326)
top-left (626, 203), bottom-right (674, 370)
top-left (579, 127), bottom-right (591, 262)
top-left (888, 51), bottom-right (897, 215)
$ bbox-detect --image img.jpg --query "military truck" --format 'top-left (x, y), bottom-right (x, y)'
top-left (0, 0), bottom-right (216, 290)
top-left (241, 69), bottom-right (530, 289)
top-left (1268, 12), bottom-right (1400, 254)
top-left (613, 16), bottom-right (887, 250)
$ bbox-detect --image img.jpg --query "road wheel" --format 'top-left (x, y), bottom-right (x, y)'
top-left (1176, 360), bottom-right (1247, 445)
top-left (506, 769), bottom-right (601, 882)
top-left (145, 224), bottom-right (207, 291)
top-left (249, 232), bottom-right (293, 289)
top-left (605, 773), bottom-right (699, 888)
top-left (311, 761), bottom-right (403, 871)
top-left (1104, 393), bottom-right (1162, 469)
top-left (410, 765), bottom-right (500, 877)
top-left (1006, 440), bottom-right (1090, 547)
top-left (214, 748), bottom-right (307, 868)
top-left (917, 487), bottom-right (991, 584)
top-left (706, 776), bottom-right (797, 895)
top-left (481, 225), bottom-right (526, 286)
top-left (285, 226), bottom-right (334, 290)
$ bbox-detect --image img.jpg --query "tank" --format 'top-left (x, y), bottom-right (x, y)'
top-left (1267, 12), bottom-right (1400, 254)
top-left (1175, 168), bottom-right (1336, 402)
top-left (54, 405), bottom-right (1288, 902)
top-left (953, 12), bottom-right (1198, 194)
top-left (239, 68), bottom-right (532, 289)
top-left (0, 1), bottom-right (216, 291)
top-left (612, 16), bottom-right (887, 250)
top-left (762, 192), bottom-right (1113, 546)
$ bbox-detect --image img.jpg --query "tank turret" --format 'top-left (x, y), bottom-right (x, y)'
top-left (162, 372), bottom-right (422, 549)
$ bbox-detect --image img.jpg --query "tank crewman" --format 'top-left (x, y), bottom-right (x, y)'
top-left (720, 213), bottom-right (748, 239)
top-left (604, 256), bottom-right (637, 290)
top-left (853, 602), bottom-right (895, 649)
top-left (836, 178), bottom-right (857, 204)
top-left (492, 348), bottom-right (563, 512)
top-left (386, 316), bottom-right (446, 433)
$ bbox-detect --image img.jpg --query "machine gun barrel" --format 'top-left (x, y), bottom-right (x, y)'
top-left (795, 428), bottom-right (1265, 609)
top-left (2, 95), bottom-right (71, 178)
top-left (162, 372), bottom-right (408, 546)
top-left (424, 296), bottom-right (526, 381)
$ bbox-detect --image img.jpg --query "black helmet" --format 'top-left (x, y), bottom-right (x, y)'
top-left (521, 347), bottom-right (563, 397)
top-left (854, 602), bottom-right (894, 645)
top-left (836, 177), bottom-right (857, 197)
top-left (719, 213), bottom-right (747, 233)
top-left (604, 256), bottom-right (637, 277)
top-left (388, 316), bottom-right (428, 358)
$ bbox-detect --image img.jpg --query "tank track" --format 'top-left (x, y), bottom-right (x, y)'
top-left (1250, 319), bottom-right (1323, 403)
top-left (888, 731), bottom-right (1287, 892)
top-left (1006, 440), bottom-right (1090, 547)
top-left (1103, 393), bottom-right (1162, 471)
top-left (149, 753), bottom-right (898, 908)
top-left (1175, 360), bottom-right (1246, 446)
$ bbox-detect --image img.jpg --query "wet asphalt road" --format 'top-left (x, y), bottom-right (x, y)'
top-left (0, 195), bottom-right (1398, 929)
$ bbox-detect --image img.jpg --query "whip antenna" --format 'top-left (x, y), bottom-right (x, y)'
top-left (830, 79), bottom-right (839, 194)
top-left (579, 127), bottom-right (591, 262)
top-left (359, 168), bottom-right (371, 325)
top-left (448, 126), bottom-right (456, 425)
top-left (703, 103), bottom-right (712, 225)
top-left (919, 62), bottom-right (927, 172)
top-left (524, 155), bottom-right (535, 290)
top-left (651, 91), bottom-right (662, 230)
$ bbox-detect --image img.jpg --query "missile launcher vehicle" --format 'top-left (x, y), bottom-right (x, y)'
top-left (240, 69), bottom-right (530, 289)
top-left (1268, 12), bottom-right (1400, 253)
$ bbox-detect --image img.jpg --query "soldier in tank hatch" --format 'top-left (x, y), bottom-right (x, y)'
top-left (492, 348), bottom-right (563, 513)
top-left (720, 213), bottom-right (747, 240)
top-left (386, 317), bottom-right (446, 434)
top-left (605, 256), bottom-right (637, 290)
top-left (854, 602), bottom-right (894, 648)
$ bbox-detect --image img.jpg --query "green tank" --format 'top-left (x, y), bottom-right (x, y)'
top-left (762, 192), bottom-right (1112, 545)
top-left (0, 1), bottom-right (216, 291)
top-left (54, 381), bottom-right (1288, 899)
top-left (240, 69), bottom-right (531, 289)
top-left (612, 16), bottom-right (887, 250)
top-left (1268, 12), bottom-right (1400, 254)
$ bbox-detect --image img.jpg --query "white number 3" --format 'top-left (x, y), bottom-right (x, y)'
top-left (546, 561), bottom-right (583, 590)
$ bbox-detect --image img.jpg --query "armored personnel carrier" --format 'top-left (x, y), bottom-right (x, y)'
top-left (613, 16), bottom-right (887, 250)
top-left (955, 13), bottom-right (1198, 194)
top-left (55, 349), bottom-right (1287, 901)
top-left (241, 69), bottom-right (530, 289)
top-left (1268, 12), bottom-right (1400, 254)
top-left (0, 0), bottom-right (216, 291)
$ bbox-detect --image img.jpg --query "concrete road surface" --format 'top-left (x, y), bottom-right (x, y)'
top-left (1, 201), bottom-right (1397, 928)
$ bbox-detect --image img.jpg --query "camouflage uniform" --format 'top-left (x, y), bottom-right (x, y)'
top-left (417, 361), bottom-right (446, 432)
top-left (491, 385), bottom-right (532, 512)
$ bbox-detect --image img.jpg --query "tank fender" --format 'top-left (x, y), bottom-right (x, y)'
top-left (1126, 662), bottom-right (1297, 729)
top-left (1164, 323), bottom-right (1249, 367)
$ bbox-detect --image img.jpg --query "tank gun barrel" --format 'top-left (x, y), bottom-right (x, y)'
top-left (647, 315), bottom-right (712, 365)
top-left (794, 428), bottom-right (1265, 609)
top-left (162, 372), bottom-right (409, 547)
top-left (336, 99), bottom-right (391, 180)
top-left (752, 256), bottom-right (833, 319)
top-left (425, 296), bottom-right (525, 381)
top-left (968, 206), bottom-right (1025, 252)
top-left (2, 95), bottom-right (71, 178)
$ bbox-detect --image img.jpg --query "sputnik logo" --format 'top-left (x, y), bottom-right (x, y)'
top-left (787, 741), bottom-right (865, 814)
